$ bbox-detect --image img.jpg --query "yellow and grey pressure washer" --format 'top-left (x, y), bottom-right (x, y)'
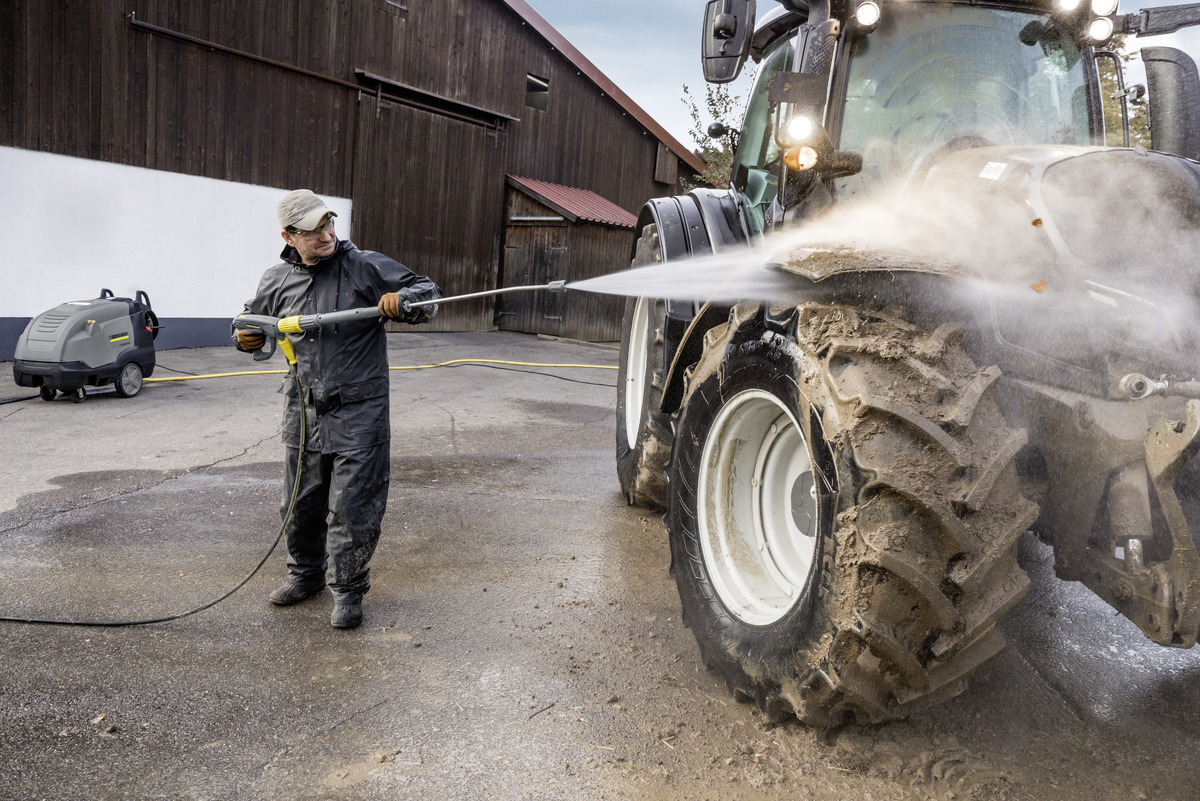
top-left (12, 288), bottom-right (159, 403)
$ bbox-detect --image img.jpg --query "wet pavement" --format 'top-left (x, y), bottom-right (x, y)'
top-left (2, 331), bottom-right (1199, 800)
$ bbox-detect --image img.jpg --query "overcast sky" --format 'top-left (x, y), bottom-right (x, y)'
top-left (526, 0), bottom-right (1200, 153)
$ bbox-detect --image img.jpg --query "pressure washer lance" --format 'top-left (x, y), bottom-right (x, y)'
top-left (233, 280), bottom-right (569, 363)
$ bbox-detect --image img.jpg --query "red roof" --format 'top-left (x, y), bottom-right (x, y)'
top-left (507, 176), bottom-right (639, 229)
top-left (499, 0), bottom-right (707, 178)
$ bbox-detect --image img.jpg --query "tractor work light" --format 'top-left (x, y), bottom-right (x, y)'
top-left (855, 1), bottom-right (882, 28)
top-left (1089, 15), bottom-right (1115, 40)
top-left (784, 145), bottom-right (819, 171)
top-left (1057, 0), bottom-right (1082, 10)
top-left (785, 114), bottom-right (814, 144)
top-left (1091, 0), bottom-right (1118, 15)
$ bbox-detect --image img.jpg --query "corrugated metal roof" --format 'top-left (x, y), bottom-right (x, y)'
top-left (498, 0), bottom-right (708, 178)
top-left (507, 176), bottom-right (639, 229)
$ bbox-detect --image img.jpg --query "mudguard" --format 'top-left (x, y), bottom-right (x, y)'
top-left (636, 188), bottom-right (751, 415)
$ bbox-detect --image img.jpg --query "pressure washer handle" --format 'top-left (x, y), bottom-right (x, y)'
top-left (232, 313), bottom-right (294, 363)
top-left (253, 337), bottom-right (277, 362)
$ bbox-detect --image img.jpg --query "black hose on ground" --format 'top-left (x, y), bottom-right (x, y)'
top-left (0, 378), bottom-right (308, 627)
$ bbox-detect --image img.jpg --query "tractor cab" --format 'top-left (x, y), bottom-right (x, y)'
top-left (705, 0), bottom-right (1200, 237)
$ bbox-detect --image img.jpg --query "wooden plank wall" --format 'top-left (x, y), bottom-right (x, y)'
top-left (562, 224), bottom-right (632, 343)
top-left (0, 1), bottom-right (354, 197)
top-left (498, 189), bottom-right (631, 342)
top-left (1, 0), bottom-right (683, 335)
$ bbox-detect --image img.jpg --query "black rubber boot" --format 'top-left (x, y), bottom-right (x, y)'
top-left (268, 581), bottom-right (326, 606)
top-left (331, 603), bottom-right (363, 629)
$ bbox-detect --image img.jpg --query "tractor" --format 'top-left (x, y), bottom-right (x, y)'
top-left (616, 0), bottom-right (1200, 727)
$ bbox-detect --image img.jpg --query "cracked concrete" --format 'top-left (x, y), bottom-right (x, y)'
top-left (2, 332), bottom-right (1199, 800)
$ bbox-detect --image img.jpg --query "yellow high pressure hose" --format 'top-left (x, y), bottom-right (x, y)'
top-left (143, 359), bottom-right (616, 383)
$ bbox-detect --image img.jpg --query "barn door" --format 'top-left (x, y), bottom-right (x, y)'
top-left (352, 93), bottom-right (508, 332)
top-left (497, 223), bottom-right (568, 335)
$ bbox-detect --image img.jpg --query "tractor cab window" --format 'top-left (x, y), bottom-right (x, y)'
top-left (732, 40), bottom-right (795, 192)
top-left (731, 39), bottom-right (795, 235)
top-left (834, 3), bottom-right (1090, 198)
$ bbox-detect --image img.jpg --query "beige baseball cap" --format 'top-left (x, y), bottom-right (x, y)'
top-left (277, 189), bottom-right (337, 231)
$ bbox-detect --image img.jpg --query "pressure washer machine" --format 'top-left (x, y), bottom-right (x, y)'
top-left (12, 289), bottom-right (159, 402)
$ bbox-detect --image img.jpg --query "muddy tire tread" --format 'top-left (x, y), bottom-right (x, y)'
top-left (669, 304), bottom-right (1038, 727)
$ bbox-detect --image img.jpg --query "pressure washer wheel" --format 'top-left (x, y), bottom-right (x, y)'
top-left (115, 362), bottom-right (143, 398)
top-left (39, 386), bottom-right (56, 402)
top-left (71, 388), bottom-right (86, 404)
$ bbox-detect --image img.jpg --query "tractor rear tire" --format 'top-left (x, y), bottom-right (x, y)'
top-left (668, 303), bottom-right (1038, 727)
top-left (615, 225), bottom-right (673, 509)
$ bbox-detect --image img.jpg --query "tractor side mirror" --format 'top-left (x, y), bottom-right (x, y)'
top-left (702, 0), bottom-right (757, 83)
top-left (708, 121), bottom-right (741, 154)
top-left (1142, 46), bottom-right (1200, 160)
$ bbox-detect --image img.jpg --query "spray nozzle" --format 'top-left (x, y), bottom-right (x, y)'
top-left (547, 280), bottom-right (567, 293)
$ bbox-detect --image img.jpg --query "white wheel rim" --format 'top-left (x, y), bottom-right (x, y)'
top-left (120, 364), bottom-right (141, 395)
top-left (623, 297), bottom-right (651, 449)
top-left (698, 389), bottom-right (820, 626)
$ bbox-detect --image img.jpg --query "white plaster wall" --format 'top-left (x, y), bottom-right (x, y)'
top-left (0, 146), bottom-right (352, 318)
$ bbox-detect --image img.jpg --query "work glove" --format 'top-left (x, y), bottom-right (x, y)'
top-left (379, 288), bottom-right (438, 324)
top-left (235, 329), bottom-right (266, 351)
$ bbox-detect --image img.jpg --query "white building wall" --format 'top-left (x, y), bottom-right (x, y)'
top-left (1, 146), bottom-right (351, 355)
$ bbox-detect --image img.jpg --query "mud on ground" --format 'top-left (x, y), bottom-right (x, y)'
top-left (1, 333), bottom-right (1198, 800)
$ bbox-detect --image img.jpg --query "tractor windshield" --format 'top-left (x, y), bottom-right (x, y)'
top-left (834, 3), bottom-right (1091, 198)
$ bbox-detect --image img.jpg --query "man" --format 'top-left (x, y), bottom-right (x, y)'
top-left (234, 189), bottom-right (440, 629)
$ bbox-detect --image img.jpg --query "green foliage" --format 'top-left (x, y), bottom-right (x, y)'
top-left (679, 70), bottom-right (755, 191)
top-left (1098, 34), bottom-right (1151, 148)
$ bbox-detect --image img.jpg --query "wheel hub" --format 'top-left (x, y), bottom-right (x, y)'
top-left (698, 389), bottom-right (820, 626)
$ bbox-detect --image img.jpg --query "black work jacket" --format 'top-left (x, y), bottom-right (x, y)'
top-left (242, 238), bottom-right (440, 453)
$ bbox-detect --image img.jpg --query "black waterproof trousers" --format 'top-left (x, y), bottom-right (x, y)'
top-left (280, 443), bottom-right (390, 604)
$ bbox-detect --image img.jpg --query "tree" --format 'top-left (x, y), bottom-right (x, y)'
top-left (1097, 34), bottom-right (1151, 148)
top-left (679, 68), bottom-right (755, 191)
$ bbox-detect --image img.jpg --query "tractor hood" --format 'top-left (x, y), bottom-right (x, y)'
top-left (774, 144), bottom-right (1200, 394)
top-left (924, 144), bottom-right (1200, 291)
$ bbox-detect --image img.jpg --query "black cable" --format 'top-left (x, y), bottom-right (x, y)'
top-left (440, 362), bottom-right (616, 388)
top-left (0, 395), bottom-right (39, 405)
top-left (152, 364), bottom-right (200, 376)
top-left (0, 377), bottom-right (307, 627)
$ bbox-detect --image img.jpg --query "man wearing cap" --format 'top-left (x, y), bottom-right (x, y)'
top-left (234, 189), bottom-right (441, 629)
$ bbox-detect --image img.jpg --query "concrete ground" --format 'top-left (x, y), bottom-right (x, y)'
top-left (1, 331), bottom-right (1199, 801)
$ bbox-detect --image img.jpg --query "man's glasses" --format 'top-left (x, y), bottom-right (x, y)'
top-left (288, 216), bottom-right (335, 238)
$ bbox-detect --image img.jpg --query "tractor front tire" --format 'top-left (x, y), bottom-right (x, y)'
top-left (615, 225), bottom-right (673, 509)
top-left (668, 303), bottom-right (1038, 727)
